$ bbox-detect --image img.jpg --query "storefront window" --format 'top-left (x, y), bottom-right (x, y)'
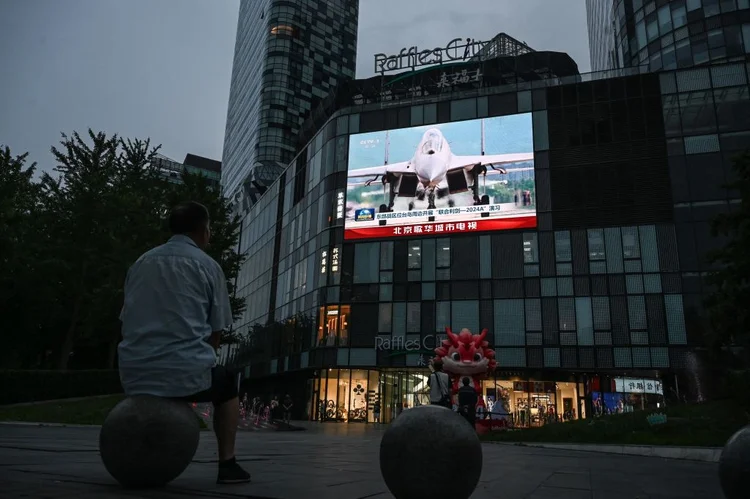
top-left (317, 305), bottom-right (343, 346)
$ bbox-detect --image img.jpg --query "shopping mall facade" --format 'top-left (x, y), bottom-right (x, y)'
top-left (223, 47), bottom-right (750, 425)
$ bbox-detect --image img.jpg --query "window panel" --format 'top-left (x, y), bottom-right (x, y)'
top-left (576, 297), bottom-right (594, 345)
top-left (544, 348), bottom-right (561, 367)
top-left (354, 242), bottom-right (380, 283)
top-left (422, 239), bottom-right (436, 281)
top-left (588, 229), bottom-right (605, 260)
top-left (643, 274), bottom-right (662, 293)
top-left (557, 277), bottom-right (574, 296)
top-left (628, 295), bottom-right (648, 330)
top-left (392, 302), bottom-right (406, 338)
top-left (626, 275), bottom-right (645, 294)
top-left (605, 228), bottom-right (624, 273)
top-left (407, 302), bottom-right (421, 332)
top-left (494, 299), bottom-right (525, 345)
top-left (651, 347), bottom-right (670, 367)
top-left (436, 301), bottom-right (451, 332)
top-left (527, 332), bottom-right (543, 345)
top-left (408, 241), bottom-right (421, 269)
top-left (558, 298), bottom-right (576, 331)
top-left (378, 303), bottom-right (392, 332)
top-left (422, 282), bottom-right (435, 300)
top-left (621, 227), bottom-right (640, 258)
top-left (480, 235), bottom-right (492, 279)
top-left (633, 347), bottom-right (651, 367)
top-left (523, 233), bottom-right (539, 263)
top-left (525, 299), bottom-right (542, 331)
top-left (496, 348), bottom-right (526, 367)
top-left (452, 301), bottom-right (479, 333)
top-left (614, 347), bottom-right (633, 368)
top-left (436, 238), bottom-right (450, 268)
top-left (541, 278), bottom-right (557, 296)
top-left (555, 231), bottom-right (572, 262)
top-left (665, 294), bottom-right (688, 344)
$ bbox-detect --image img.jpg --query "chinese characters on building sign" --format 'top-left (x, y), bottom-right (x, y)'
top-left (436, 68), bottom-right (483, 89)
top-left (374, 37), bottom-right (488, 74)
top-left (320, 250), bottom-right (327, 274)
top-left (336, 192), bottom-right (345, 220)
top-left (613, 377), bottom-right (663, 395)
top-left (331, 247), bottom-right (340, 273)
top-left (392, 221), bottom-right (479, 236)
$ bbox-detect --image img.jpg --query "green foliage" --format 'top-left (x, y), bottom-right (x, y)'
top-left (0, 130), bottom-right (244, 372)
top-left (705, 151), bottom-right (750, 353)
top-left (0, 370), bottom-right (123, 404)
top-left (481, 399), bottom-right (750, 447)
top-left (0, 393), bottom-right (208, 428)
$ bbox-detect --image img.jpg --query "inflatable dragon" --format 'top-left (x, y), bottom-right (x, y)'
top-left (433, 327), bottom-right (496, 396)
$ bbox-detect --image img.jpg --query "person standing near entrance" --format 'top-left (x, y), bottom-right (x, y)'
top-left (458, 377), bottom-right (478, 428)
top-left (427, 359), bottom-right (452, 408)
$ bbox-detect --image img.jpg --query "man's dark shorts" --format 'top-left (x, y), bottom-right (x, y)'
top-left (178, 365), bottom-right (239, 408)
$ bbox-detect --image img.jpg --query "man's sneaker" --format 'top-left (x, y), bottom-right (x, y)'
top-left (217, 461), bottom-right (251, 484)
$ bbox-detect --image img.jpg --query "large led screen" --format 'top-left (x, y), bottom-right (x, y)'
top-left (344, 114), bottom-right (536, 240)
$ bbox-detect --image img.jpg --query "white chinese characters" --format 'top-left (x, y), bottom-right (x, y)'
top-left (436, 68), bottom-right (483, 89)
top-left (392, 221), bottom-right (479, 236)
top-left (336, 192), bottom-right (345, 220)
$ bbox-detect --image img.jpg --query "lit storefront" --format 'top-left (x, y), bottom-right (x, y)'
top-left (305, 368), bottom-right (666, 425)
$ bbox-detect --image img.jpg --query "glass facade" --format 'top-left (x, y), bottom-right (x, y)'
top-left (586, 0), bottom-right (750, 71)
top-left (225, 61), bottom-right (750, 422)
top-left (222, 0), bottom-right (359, 209)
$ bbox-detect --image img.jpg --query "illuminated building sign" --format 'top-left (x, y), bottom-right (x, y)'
top-left (320, 250), bottom-right (328, 274)
top-left (331, 247), bottom-right (340, 273)
top-left (613, 378), bottom-right (663, 395)
top-left (375, 334), bottom-right (446, 352)
top-left (336, 192), bottom-right (345, 220)
top-left (374, 37), bottom-right (488, 74)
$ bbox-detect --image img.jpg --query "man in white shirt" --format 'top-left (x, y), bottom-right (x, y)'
top-left (427, 359), bottom-right (452, 408)
top-left (119, 201), bottom-right (250, 485)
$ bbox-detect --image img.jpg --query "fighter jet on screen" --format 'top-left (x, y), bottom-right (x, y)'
top-left (348, 128), bottom-right (533, 212)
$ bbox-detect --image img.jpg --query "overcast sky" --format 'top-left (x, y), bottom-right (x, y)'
top-left (0, 0), bottom-right (589, 175)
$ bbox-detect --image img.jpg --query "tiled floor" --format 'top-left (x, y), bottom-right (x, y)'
top-left (0, 422), bottom-right (725, 498)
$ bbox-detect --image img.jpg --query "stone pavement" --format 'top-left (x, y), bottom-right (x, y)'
top-left (0, 423), bottom-right (725, 499)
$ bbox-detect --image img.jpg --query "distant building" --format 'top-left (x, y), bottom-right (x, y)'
top-left (586, 0), bottom-right (750, 72)
top-left (154, 153), bottom-right (221, 189)
top-left (221, 0), bottom-right (359, 212)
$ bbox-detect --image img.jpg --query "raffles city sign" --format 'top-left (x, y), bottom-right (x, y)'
top-left (375, 334), bottom-right (445, 352)
top-left (374, 37), bottom-right (488, 74)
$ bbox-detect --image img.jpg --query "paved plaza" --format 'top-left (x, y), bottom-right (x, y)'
top-left (0, 423), bottom-right (725, 499)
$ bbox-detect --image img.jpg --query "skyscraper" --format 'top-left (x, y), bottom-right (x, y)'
top-left (586, 0), bottom-right (750, 72)
top-left (222, 0), bottom-right (359, 210)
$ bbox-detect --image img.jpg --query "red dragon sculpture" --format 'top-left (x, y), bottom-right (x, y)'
top-left (433, 327), bottom-right (496, 396)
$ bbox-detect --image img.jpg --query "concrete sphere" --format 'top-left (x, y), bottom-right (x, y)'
top-left (719, 425), bottom-right (750, 499)
top-left (99, 396), bottom-right (200, 488)
top-left (380, 405), bottom-right (482, 499)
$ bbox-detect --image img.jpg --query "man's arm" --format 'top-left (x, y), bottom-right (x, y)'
top-left (208, 264), bottom-right (233, 350)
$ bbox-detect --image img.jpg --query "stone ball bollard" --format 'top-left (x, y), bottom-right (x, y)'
top-left (99, 395), bottom-right (201, 488)
top-left (380, 405), bottom-right (483, 499)
top-left (719, 425), bottom-right (750, 499)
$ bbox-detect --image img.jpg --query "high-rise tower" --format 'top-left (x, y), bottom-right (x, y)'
top-left (222, 0), bottom-right (359, 210)
top-left (586, 0), bottom-right (750, 72)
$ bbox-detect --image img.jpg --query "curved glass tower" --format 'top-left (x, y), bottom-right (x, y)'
top-left (587, 0), bottom-right (750, 71)
top-left (222, 0), bottom-right (359, 209)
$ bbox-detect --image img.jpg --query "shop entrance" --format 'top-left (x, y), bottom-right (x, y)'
top-left (309, 368), bottom-right (430, 424)
top-left (379, 369), bottom-right (431, 424)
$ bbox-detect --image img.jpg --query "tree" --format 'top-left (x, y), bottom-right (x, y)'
top-left (705, 151), bottom-right (750, 354)
top-left (0, 147), bottom-right (49, 367)
top-left (41, 130), bottom-right (168, 369)
top-left (168, 170), bottom-right (246, 345)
